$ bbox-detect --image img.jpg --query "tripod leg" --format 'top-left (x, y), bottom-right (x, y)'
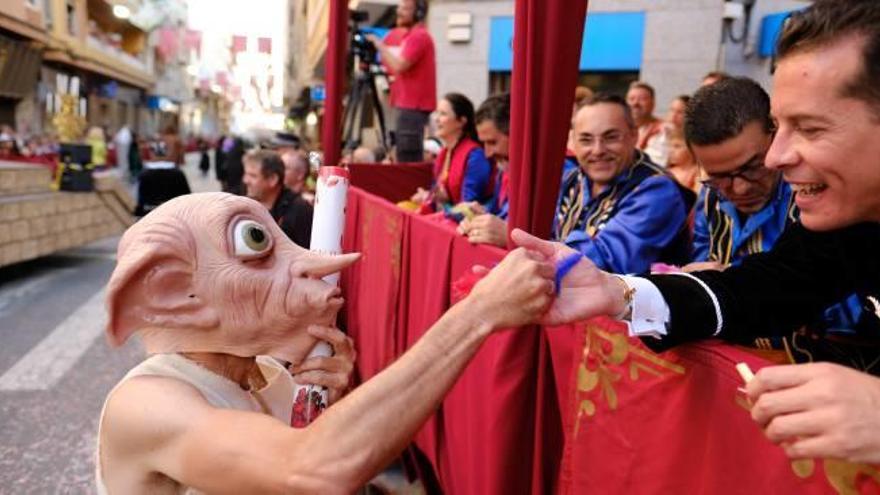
top-left (366, 74), bottom-right (389, 152)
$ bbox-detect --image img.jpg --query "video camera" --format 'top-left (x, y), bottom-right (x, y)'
top-left (350, 10), bottom-right (379, 66)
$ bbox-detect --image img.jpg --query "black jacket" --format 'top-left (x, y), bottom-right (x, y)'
top-left (643, 222), bottom-right (880, 367)
top-left (271, 188), bottom-right (313, 249)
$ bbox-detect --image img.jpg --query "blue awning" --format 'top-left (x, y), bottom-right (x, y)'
top-left (759, 11), bottom-right (798, 58)
top-left (489, 12), bottom-right (645, 72)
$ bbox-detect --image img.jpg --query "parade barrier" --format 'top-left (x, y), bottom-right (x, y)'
top-left (340, 186), bottom-right (880, 495)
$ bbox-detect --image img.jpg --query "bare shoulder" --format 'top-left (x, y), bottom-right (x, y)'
top-left (101, 375), bottom-right (212, 469)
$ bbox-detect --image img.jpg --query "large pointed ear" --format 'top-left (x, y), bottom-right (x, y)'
top-left (105, 247), bottom-right (219, 347)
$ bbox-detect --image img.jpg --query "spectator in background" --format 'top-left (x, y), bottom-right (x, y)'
top-left (341, 146), bottom-right (377, 165)
top-left (223, 136), bottom-right (247, 195)
top-left (87, 126), bottom-right (107, 167)
top-left (701, 70), bottom-right (730, 87)
top-left (281, 150), bottom-right (309, 195)
top-left (160, 124), bottom-right (184, 166)
top-left (114, 125), bottom-right (133, 180)
top-left (411, 92), bottom-right (492, 208)
top-left (644, 94), bottom-right (691, 166)
top-left (242, 149), bottom-right (313, 248)
top-left (684, 77), bottom-right (791, 271)
top-left (214, 134), bottom-right (228, 188)
top-left (554, 94), bottom-right (693, 274)
top-left (626, 81), bottom-right (663, 150)
top-left (665, 128), bottom-right (701, 193)
top-left (267, 131), bottom-right (302, 155)
top-left (457, 93), bottom-right (511, 248)
top-left (367, 0), bottom-right (436, 163)
top-left (198, 138), bottom-right (210, 177)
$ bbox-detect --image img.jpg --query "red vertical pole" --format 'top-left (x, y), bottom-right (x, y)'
top-left (321, 0), bottom-right (348, 167)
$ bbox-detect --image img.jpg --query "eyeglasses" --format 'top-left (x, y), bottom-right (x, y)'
top-left (700, 159), bottom-right (772, 190)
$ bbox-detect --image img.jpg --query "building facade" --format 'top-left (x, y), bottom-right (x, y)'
top-left (428, 0), bottom-right (808, 112)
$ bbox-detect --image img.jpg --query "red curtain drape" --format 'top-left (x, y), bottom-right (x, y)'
top-left (321, 0), bottom-right (348, 168)
top-left (508, 1), bottom-right (588, 492)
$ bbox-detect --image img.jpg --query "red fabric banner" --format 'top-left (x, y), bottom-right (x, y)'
top-left (508, 2), bottom-right (589, 490)
top-left (347, 162), bottom-right (433, 203)
top-left (156, 27), bottom-right (179, 61)
top-left (344, 189), bottom-right (408, 381)
top-left (560, 317), bottom-right (880, 494)
top-left (231, 35), bottom-right (247, 53)
top-left (257, 37), bottom-right (272, 54)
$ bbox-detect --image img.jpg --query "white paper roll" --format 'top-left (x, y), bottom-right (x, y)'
top-left (290, 166), bottom-right (351, 427)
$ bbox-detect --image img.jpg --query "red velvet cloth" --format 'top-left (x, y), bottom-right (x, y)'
top-left (560, 318), bottom-right (880, 494)
top-left (347, 162), bottom-right (433, 203)
top-left (344, 187), bottom-right (547, 494)
top-left (320, 0), bottom-right (348, 167)
top-left (508, 2), bottom-right (589, 490)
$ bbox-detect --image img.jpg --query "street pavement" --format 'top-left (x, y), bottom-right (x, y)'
top-left (0, 154), bottom-right (220, 494)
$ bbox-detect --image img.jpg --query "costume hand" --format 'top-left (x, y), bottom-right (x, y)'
top-left (510, 229), bottom-right (626, 326)
top-left (290, 326), bottom-right (356, 405)
top-left (467, 247), bottom-right (555, 330)
top-left (463, 214), bottom-right (508, 247)
top-left (682, 261), bottom-right (727, 273)
top-left (747, 362), bottom-right (880, 464)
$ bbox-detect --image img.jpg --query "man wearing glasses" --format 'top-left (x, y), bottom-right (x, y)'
top-left (554, 94), bottom-right (695, 274)
top-left (684, 77), bottom-right (796, 273)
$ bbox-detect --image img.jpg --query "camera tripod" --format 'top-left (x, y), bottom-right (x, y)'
top-left (341, 61), bottom-right (389, 153)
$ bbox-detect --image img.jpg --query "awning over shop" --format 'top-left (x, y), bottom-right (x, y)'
top-left (0, 35), bottom-right (42, 99)
top-left (759, 10), bottom-right (798, 57)
top-left (489, 12), bottom-right (645, 72)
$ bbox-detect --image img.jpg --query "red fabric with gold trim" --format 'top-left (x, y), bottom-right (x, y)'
top-left (560, 317), bottom-right (880, 494)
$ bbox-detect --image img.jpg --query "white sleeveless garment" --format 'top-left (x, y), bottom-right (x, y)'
top-left (95, 353), bottom-right (296, 494)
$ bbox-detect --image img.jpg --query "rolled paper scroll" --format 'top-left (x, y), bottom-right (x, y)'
top-left (291, 166), bottom-right (351, 428)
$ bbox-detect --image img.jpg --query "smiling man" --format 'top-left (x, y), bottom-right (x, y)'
top-left (554, 94), bottom-right (694, 274)
top-left (512, 0), bottom-right (880, 464)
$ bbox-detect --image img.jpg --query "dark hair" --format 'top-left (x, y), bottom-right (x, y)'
top-left (475, 93), bottom-right (510, 136)
top-left (627, 81), bottom-right (655, 100)
top-left (684, 77), bottom-right (773, 147)
top-left (578, 93), bottom-right (635, 129)
top-left (675, 94), bottom-right (691, 106)
top-left (443, 92), bottom-right (478, 141)
top-left (777, 0), bottom-right (880, 116)
top-left (244, 149), bottom-right (285, 186)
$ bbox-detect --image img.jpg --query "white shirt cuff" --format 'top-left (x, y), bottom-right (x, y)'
top-left (617, 275), bottom-right (670, 339)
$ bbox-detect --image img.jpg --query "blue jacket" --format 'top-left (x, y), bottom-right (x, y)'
top-left (556, 152), bottom-right (692, 274)
top-left (483, 166), bottom-right (509, 220)
top-left (692, 179), bottom-right (797, 264)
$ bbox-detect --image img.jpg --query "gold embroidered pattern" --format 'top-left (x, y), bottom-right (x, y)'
top-left (573, 322), bottom-right (685, 436)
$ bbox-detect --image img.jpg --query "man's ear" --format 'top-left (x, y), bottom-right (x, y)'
top-left (105, 252), bottom-right (219, 347)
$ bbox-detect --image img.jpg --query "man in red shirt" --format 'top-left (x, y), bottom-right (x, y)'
top-left (367, 0), bottom-right (437, 162)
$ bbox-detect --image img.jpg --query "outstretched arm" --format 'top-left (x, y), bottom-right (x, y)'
top-left (102, 248), bottom-right (555, 494)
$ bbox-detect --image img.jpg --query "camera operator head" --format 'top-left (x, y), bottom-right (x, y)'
top-left (396, 0), bottom-right (427, 28)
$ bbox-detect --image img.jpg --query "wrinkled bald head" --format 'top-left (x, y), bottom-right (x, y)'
top-left (106, 193), bottom-right (358, 363)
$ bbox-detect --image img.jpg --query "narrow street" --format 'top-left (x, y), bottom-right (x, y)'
top-left (0, 155), bottom-right (218, 493)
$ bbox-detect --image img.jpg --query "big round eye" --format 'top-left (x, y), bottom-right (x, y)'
top-left (233, 219), bottom-right (272, 258)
